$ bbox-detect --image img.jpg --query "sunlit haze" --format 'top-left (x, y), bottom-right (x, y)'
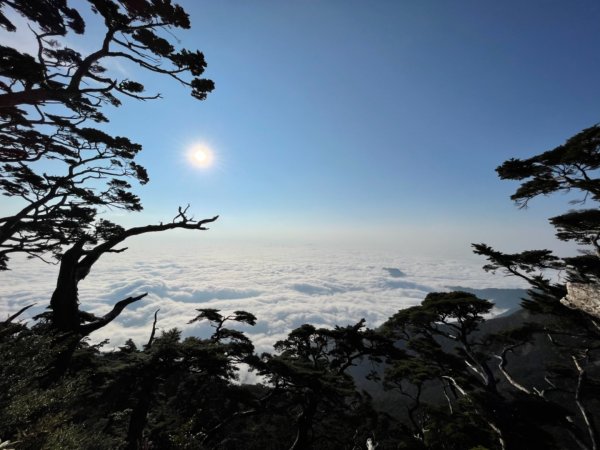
top-left (1, 1), bottom-right (599, 256)
top-left (188, 143), bottom-right (215, 169)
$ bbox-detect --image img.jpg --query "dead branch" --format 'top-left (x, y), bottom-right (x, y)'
top-left (572, 354), bottom-right (599, 450)
top-left (3, 303), bottom-right (36, 324)
top-left (76, 212), bottom-right (219, 281)
top-left (144, 309), bottom-right (160, 350)
top-left (78, 293), bottom-right (147, 336)
top-left (494, 343), bottom-right (532, 395)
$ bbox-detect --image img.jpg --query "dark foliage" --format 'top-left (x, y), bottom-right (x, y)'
top-left (0, 0), bottom-right (215, 270)
top-left (472, 124), bottom-right (600, 450)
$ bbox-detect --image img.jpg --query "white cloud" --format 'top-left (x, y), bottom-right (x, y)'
top-left (0, 243), bottom-right (528, 354)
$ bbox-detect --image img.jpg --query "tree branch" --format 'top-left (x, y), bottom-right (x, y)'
top-left (494, 343), bottom-right (532, 395)
top-left (78, 292), bottom-right (147, 336)
top-left (2, 303), bottom-right (36, 324)
top-left (572, 354), bottom-right (599, 450)
top-left (144, 308), bottom-right (160, 350)
top-left (76, 212), bottom-right (219, 281)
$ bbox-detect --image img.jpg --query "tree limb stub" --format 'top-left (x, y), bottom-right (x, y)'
top-left (2, 303), bottom-right (36, 324)
top-left (144, 308), bottom-right (160, 349)
top-left (78, 292), bottom-right (147, 336)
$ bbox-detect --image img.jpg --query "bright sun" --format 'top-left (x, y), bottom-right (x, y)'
top-left (188, 144), bottom-right (214, 168)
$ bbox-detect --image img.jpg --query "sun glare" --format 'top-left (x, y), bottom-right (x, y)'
top-left (188, 144), bottom-right (214, 168)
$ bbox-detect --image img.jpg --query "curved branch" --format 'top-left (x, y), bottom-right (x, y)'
top-left (2, 303), bottom-right (36, 324)
top-left (494, 344), bottom-right (531, 394)
top-left (76, 213), bottom-right (219, 280)
top-left (78, 292), bottom-right (147, 336)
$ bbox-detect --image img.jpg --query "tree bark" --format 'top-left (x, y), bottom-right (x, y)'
top-left (50, 240), bottom-right (84, 332)
top-left (573, 355), bottom-right (598, 450)
top-left (0, 89), bottom-right (69, 110)
top-left (290, 396), bottom-right (317, 450)
top-left (125, 374), bottom-right (155, 450)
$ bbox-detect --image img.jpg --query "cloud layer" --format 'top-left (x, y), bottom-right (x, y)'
top-left (1, 243), bottom-right (528, 354)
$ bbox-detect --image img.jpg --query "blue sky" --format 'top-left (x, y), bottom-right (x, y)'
top-left (6, 0), bottom-right (600, 257)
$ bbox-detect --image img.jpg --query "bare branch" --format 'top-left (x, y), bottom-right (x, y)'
top-left (107, 247), bottom-right (128, 254)
top-left (440, 375), bottom-right (468, 397)
top-left (572, 354), bottom-right (599, 450)
top-left (77, 213), bottom-right (219, 281)
top-left (2, 303), bottom-right (36, 324)
top-left (144, 309), bottom-right (160, 350)
top-left (78, 292), bottom-right (147, 336)
top-left (494, 344), bottom-right (532, 395)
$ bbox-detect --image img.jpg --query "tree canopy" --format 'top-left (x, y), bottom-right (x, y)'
top-left (0, 0), bottom-right (214, 123)
top-left (0, 1), bottom-right (222, 345)
top-left (472, 124), bottom-right (600, 449)
top-left (0, 0), bottom-right (216, 270)
top-left (496, 124), bottom-right (600, 208)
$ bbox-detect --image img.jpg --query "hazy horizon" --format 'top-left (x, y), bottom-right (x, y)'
top-left (1, 0), bottom-right (599, 253)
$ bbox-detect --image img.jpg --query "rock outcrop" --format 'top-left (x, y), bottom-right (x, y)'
top-left (560, 282), bottom-right (600, 319)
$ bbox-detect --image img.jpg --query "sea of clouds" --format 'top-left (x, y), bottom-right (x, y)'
top-left (1, 241), bottom-right (529, 356)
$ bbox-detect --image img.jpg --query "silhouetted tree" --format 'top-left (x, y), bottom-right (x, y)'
top-left (0, 0), bottom-right (214, 269)
top-left (0, 125), bottom-right (148, 268)
top-left (259, 320), bottom-right (396, 450)
top-left (0, 307), bottom-right (260, 449)
top-left (474, 124), bottom-right (600, 302)
top-left (473, 124), bottom-right (600, 449)
top-left (383, 291), bottom-right (505, 449)
top-left (119, 309), bottom-right (257, 450)
top-left (0, 0), bottom-right (214, 129)
top-left (0, 1), bottom-right (220, 347)
top-left (383, 291), bottom-right (573, 450)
